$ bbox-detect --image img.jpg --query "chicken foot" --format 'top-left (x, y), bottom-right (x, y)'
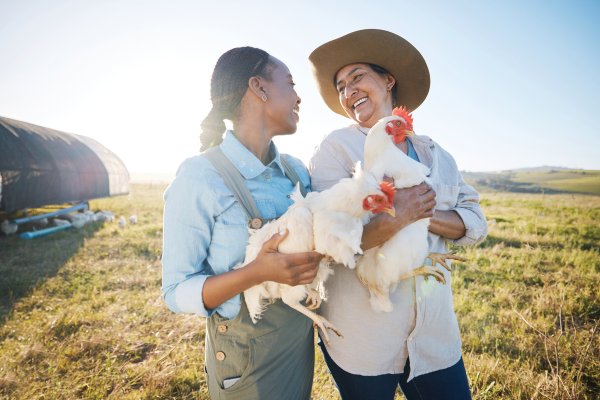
top-left (287, 303), bottom-right (343, 344)
top-left (304, 288), bottom-right (322, 310)
top-left (398, 265), bottom-right (447, 284)
top-left (426, 251), bottom-right (466, 271)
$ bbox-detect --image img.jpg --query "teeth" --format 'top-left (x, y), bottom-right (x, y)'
top-left (353, 97), bottom-right (367, 109)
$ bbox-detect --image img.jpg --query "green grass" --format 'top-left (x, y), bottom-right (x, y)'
top-left (512, 170), bottom-right (600, 195)
top-left (464, 169), bottom-right (600, 195)
top-left (0, 185), bottom-right (599, 399)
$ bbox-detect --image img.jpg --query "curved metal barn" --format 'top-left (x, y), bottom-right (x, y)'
top-left (0, 116), bottom-right (129, 213)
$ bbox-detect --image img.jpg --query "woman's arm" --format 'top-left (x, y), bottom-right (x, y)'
top-left (429, 210), bottom-right (466, 240)
top-left (449, 178), bottom-right (488, 245)
top-left (431, 146), bottom-right (487, 244)
top-left (163, 159), bottom-right (323, 315)
top-left (361, 182), bottom-right (436, 250)
top-left (202, 230), bottom-right (322, 310)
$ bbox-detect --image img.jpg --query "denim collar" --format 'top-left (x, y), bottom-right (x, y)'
top-left (220, 130), bottom-right (285, 180)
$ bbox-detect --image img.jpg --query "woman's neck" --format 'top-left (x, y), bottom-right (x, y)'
top-left (233, 123), bottom-right (273, 165)
top-left (357, 103), bottom-right (394, 129)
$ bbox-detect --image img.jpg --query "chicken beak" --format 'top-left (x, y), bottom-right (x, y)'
top-left (383, 207), bottom-right (396, 217)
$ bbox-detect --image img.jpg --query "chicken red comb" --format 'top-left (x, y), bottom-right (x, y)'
top-left (379, 181), bottom-right (396, 204)
top-left (392, 106), bottom-right (414, 130)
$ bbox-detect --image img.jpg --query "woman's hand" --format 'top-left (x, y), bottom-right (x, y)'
top-left (392, 182), bottom-right (436, 226)
top-left (361, 182), bottom-right (436, 251)
top-left (202, 230), bottom-right (322, 311)
top-left (247, 230), bottom-right (323, 286)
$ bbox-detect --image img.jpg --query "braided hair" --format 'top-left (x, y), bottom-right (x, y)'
top-left (200, 47), bottom-right (274, 151)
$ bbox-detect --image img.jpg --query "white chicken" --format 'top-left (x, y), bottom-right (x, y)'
top-left (358, 107), bottom-right (464, 312)
top-left (308, 162), bottom-right (396, 270)
top-left (1, 220), bottom-right (18, 235)
top-left (241, 163), bottom-right (395, 342)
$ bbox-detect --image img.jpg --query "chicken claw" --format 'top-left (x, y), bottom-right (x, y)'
top-left (314, 317), bottom-right (344, 344)
top-left (398, 265), bottom-right (446, 285)
top-left (288, 304), bottom-right (343, 344)
top-left (426, 252), bottom-right (466, 271)
top-left (305, 289), bottom-right (322, 310)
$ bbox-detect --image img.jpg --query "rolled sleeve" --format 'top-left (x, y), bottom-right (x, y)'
top-left (161, 163), bottom-right (216, 317)
top-left (450, 177), bottom-right (488, 246)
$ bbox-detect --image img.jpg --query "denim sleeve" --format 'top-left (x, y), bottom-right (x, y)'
top-left (161, 161), bottom-right (217, 317)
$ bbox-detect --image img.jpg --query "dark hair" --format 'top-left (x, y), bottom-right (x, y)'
top-left (200, 47), bottom-right (274, 151)
top-left (367, 63), bottom-right (398, 107)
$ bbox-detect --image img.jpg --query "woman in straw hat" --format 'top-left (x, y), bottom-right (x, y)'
top-left (309, 29), bottom-right (488, 399)
top-left (162, 47), bottom-right (322, 399)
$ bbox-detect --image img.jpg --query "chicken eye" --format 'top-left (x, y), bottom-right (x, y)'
top-left (395, 121), bottom-right (402, 127)
top-left (385, 123), bottom-right (394, 134)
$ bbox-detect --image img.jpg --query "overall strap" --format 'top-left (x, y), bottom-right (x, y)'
top-left (204, 147), bottom-right (265, 229)
top-left (204, 146), bottom-right (308, 229)
top-left (280, 155), bottom-right (308, 197)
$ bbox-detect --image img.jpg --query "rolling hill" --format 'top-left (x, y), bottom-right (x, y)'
top-left (462, 168), bottom-right (600, 195)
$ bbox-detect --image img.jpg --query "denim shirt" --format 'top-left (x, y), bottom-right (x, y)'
top-left (161, 131), bottom-right (310, 319)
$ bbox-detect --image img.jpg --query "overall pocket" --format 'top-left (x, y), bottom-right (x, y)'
top-left (210, 334), bottom-right (253, 390)
top-left (206, 301), bottom-right (314, 399)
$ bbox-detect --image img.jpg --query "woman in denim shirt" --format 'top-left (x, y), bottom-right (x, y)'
top-left (162, 47), bottom-right (322, 400)
top-left (309, 30), bottom-right (488, 400)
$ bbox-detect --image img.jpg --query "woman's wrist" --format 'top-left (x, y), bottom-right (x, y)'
top-left (244, 260), bottom-right (266, 286)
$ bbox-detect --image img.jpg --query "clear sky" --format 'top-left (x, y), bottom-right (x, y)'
top-left (1, 0), bottom-right (599, 174)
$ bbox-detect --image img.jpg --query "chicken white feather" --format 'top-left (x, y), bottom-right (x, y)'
top-left (240, 185), bottom-right (340, 342)
top-left (358, 112), bottom-right (452, 312)
top-left (240, 164), bottom-right (394, 342)
top-left (309, 162), bottom-right (394, 270)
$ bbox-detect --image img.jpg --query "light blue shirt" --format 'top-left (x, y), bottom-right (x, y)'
top-left (407, 137), bottom-right (419, 162)
top-left (161, 131), bottom-right (310, 319)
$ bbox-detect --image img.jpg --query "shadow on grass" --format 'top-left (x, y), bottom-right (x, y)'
top-left (478, 234), bottom-right (523, 248)
top-left (479, 233), bottom-right (600, 252)
top-left (0, 222), bottom-right (102, 323)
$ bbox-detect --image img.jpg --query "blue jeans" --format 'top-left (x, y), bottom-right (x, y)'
top-left (318, 341), bottom-right (472, 400)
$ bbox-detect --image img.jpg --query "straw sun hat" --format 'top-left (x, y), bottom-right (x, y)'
top-left (309, 29), bottom-right (430, 117)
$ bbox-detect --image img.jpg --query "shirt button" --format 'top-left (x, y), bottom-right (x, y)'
top-left (217, 324), bottom-right (227, 333)
top-left (216, 351), bottom-right (226, 361)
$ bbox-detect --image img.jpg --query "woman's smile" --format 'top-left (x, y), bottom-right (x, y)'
top-left (352, 97), bottom-right (368, 110)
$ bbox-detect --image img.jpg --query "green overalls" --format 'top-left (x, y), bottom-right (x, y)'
top-left (204, 147), bottom-right (315, 400)
top-left (206, 298), bottom-right (314, 399)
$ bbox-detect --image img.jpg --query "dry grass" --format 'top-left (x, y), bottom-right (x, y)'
top-left (0, 186), bottom-right (598, 399)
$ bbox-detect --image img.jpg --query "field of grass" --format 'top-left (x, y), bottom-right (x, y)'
top-left (0, 184), bottom-right (598, 399)
top-left (511, 170), bottom-right (600, 195)
top-left (463, 169), bottom-right (600, 195)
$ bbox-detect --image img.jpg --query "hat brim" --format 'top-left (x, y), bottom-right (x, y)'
top-left (309, 29), bottom-right (430, 117)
